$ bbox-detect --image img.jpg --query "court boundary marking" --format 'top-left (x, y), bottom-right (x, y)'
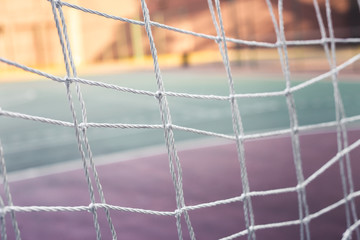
top-left (7, 126), bottom-right (360, 183)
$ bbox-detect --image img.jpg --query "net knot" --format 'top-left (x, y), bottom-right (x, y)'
top-left (88, 203), bottom-right (97, 213)
top-left (78, 122), bottom-right (87, 131)
top-left (174, 208), bottom-right (183, 218)
top-left (48, 0), bottom-right (62, 7)
top-left (165, 123), bottom-right (172, 130)
top-left (303, 216), bottom-right (310, 224)
top-left (248, 225), bottom-right (254, 233)
top-left (284, 88), bottom-right (291, 97)
top-left (229, 94), bottom-right (235, 103)
top-left (320, 37), bottom-right (327, 45)
top-left (275, 40), bottom-right (284, 48)
top-left (64, 77), bottom-right (73, 85)
top-left (155, 91), bottom-right (163, 100)
top-left (215, 37), bottom-right (222, 44)
top-left (295, 183), bottom-right (304, 191)
top-left (292, 126), bottom-right (299, 134)
top-left (0, 207), bottom-right (6, 218)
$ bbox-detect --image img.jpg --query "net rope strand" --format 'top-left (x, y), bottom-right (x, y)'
top-left (0, 0), bottom-right (359, 239)
top-left (324, 1), bottom-right (360, 238)
top-left (265, 0), bottom-right (311, 239)
top-left (55, 3), bottom-right (118, 239)
top-left (313, 0), bottom-right (360, 239)
top-left (207, 0), bottom-right (256, 239)
top-left (140, 0), bottom-right (196, 239)
top-left (0, 196), bottom-right (6, 240)
top-left (49, 1), bottom-right (102, 239)
top-left (279, 1), bottom-right (312, 239)
top-left (0, 141), bottom-right (20, 240)
top-left (1, 106), bottom-right (360, 142)
top-left (1, 53), bottom-right (360, 101)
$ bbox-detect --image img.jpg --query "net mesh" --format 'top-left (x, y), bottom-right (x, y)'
top-left (0, 0), bottom-right (360, 239)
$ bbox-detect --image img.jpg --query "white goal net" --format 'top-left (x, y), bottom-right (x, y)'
top-left (0, 0), bottom-right (360, 239)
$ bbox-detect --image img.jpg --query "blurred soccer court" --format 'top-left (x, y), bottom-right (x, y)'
top-left (1, 68), bottom-right (359, 173)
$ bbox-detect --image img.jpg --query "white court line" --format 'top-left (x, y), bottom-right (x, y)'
top-left (7, 137), bottom-right (232, 183)
top-left (7, 127), bottom-right (360, 183)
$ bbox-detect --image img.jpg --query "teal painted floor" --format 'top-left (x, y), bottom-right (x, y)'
top-left (0, 69), bottom-right (359, 172)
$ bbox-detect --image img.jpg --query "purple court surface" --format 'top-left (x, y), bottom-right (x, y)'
top-left (3, 130), bottom-right (360, 240)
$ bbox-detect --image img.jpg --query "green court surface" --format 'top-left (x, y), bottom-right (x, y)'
top-left (0, 69), bottom-right (359, 172)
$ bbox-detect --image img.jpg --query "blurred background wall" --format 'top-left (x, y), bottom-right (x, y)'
top-left (0, 0), bottom-right (359, 68)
